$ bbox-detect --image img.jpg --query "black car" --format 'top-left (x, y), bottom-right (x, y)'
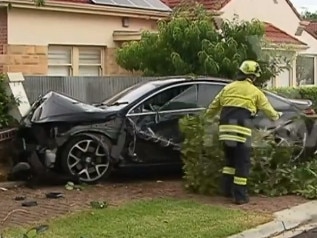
top-left (9, 77), bottom-right (316, 183)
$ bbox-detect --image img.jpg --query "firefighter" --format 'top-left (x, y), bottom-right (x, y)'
top-left (205, 60), bottom-right (282, 205)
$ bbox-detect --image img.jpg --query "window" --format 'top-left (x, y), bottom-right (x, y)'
top-left (78, 48), bottom-right (102, 76)
top-left (296, 56), bottom-right (315, 85)
top-left (48, 46), bottom-right (72, 76)
top-left (197, 84), bottom-right (224, 108)
top-left (131, 85), bottom-right (193, 113)
top-left (103, 82), bottom-right (162, 106)
top-left (160, 85), bottom-right (199, 111)
top-left (48, 46), bottom-right (104, 76)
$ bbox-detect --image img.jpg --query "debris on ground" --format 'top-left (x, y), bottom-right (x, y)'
top-left (20, 224), bottom-right (49, 238)
top-left (65, 182), bottom-right (84, 191)
top-left (0, 180), bottom-right (309, 231)
top-left (21, 201), bottom-right (38, 207)
top-left (14, 196), bottom-right (26, 201)
top-left (1, 209), bottom-right (28, 225)
top-left (45, 192), bottom-right (64, 199)
top-left (90, 201), bottom-right (108, 209)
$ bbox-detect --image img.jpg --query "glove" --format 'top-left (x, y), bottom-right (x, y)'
top-left (277, 112), bottom-right (283, 118)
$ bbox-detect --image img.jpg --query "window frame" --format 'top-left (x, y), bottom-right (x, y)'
top-left (78, 47), bottom-right (103, 76)
top-left (48, 45), bottom-right (104, 76)
top-left (47, 46), bottom-right (73, 76)
top-left (296, 55), bottom-right (316, 86)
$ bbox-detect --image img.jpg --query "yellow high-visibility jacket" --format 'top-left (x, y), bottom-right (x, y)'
top-left (206, 79), bottom-right (280, 121)
top-left (206, 79), bottom-right (280, 143)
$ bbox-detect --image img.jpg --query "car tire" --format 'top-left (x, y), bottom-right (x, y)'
top-left (60, 133), bottom-right (113, 184)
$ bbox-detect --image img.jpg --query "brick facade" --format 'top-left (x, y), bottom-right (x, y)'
top-left (0, 8), bottom-right (8, 73)
top-left (0, 45), bottom-right (134, 76)
top-left (0, 45), bottom-right (48, 75)
top-left (105, 48), bottom-right (138, 76)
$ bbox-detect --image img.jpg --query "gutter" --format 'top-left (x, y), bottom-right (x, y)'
top-left (262, 43), bottom-right (310, 51)
top-left (0, 0), bottom-right (171, 20)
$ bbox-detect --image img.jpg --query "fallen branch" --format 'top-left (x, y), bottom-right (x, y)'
top-left (1, 209), bottom-right (28, 225)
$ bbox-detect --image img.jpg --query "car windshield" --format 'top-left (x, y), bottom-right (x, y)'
top-left (102, 82), bottom-right (157, 106)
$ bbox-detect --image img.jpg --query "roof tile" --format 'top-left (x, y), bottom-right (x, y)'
top-left (161, 0), bottom-right (230, 10)
top-left (264, 22), bottom-right (306, 45)
top-left (305, 21), bottom-right (317, 39)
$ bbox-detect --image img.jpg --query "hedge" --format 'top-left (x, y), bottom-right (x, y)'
top-left (0, 74), bottom-right (19, 129)
top-left (179, 114), bottom-right (317, 199)
top-left (270, 86), bottom-right (317, 110)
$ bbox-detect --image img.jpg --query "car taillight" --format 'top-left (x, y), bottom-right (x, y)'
top-left (304, 108), bottom-right (316, 115)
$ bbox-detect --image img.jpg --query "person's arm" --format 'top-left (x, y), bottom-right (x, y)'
top-left (205, 89), bottom-right (223, 118)
top-left (256, 90), bottom-right (280, 121)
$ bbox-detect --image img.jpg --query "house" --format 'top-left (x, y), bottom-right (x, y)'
top-left (162, 0), bottom-right (317, 87)
top-left (0, 0), bottom-right (171, 76)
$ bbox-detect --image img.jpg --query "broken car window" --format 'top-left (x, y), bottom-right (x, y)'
top-left (133, 85), bottom-right (192, 113)
top-left (159, 84), bottom-right (199, 111)
top-left (197, 84), bottom-right (224, 108)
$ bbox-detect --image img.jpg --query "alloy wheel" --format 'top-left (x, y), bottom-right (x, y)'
top-left (67, 139), bottom-right (110, 182)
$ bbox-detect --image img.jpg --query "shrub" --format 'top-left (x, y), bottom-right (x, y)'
top-left (179, 113), bottom-right (317, 199)
top-left (0, 74), bottom-right (19, 129)
top-left (271, 86), bottom-right (317, 110)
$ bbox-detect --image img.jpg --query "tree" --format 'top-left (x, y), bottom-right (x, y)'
top-left (116, 2), bottom-right (289, 86)
top-left (302, 10), bottom-right (317, 21)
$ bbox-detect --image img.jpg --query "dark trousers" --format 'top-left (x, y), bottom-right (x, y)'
top-left (221, 140), bottom-right (251, 202)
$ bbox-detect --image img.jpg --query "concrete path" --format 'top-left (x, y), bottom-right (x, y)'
top-left (228, 201), bottom-right (317, 238)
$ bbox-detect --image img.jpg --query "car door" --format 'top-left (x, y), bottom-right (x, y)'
top-left (155, 83), bottom-right (201, 146)
top-left (156, 82), bottom-right (225, 146)
top-left (126, 84), bottom-right (193, 163)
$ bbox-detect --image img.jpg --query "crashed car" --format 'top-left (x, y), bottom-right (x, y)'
top-left (9, 77), bottom-right (317, 183)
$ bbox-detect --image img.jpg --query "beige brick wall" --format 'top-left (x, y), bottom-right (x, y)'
top-left (0, 45), bottom-right (140, 76)
top-left (105, 48), bottom-right (141, 76)
top-left (0, 44), bottom-right (48, 75)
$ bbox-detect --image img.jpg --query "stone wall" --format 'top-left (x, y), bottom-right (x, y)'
top-left (0, 44), bottom-right (48, 75)
top-left (105, 48), bottom-right (141, 76)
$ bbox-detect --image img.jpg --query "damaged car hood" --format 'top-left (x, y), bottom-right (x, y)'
top-left (30, 91), bottom-right (118, 123)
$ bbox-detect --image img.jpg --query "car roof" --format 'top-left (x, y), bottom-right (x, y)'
top-left (147, 76), bottom-right (231, 88)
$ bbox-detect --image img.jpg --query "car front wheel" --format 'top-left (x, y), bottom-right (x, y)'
top-left (60, 134), bottom-right (113, 183)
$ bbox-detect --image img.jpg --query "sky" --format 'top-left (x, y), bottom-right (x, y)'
top-left (291, 0), bottom-right (317, 13)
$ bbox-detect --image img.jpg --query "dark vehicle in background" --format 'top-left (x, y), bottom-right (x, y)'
top-left (9, 77), bottom-right (317, 183)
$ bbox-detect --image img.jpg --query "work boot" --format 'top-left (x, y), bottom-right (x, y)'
top-left (221, 175), bottom-right (234, 198)
top-left (234, 196), bottom-right (250, 205)
top-left (233, 185), bottom-right (249, 205)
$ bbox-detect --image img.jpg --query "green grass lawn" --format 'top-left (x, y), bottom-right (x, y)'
top-left (5, 198), bottom-right (273, 238)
